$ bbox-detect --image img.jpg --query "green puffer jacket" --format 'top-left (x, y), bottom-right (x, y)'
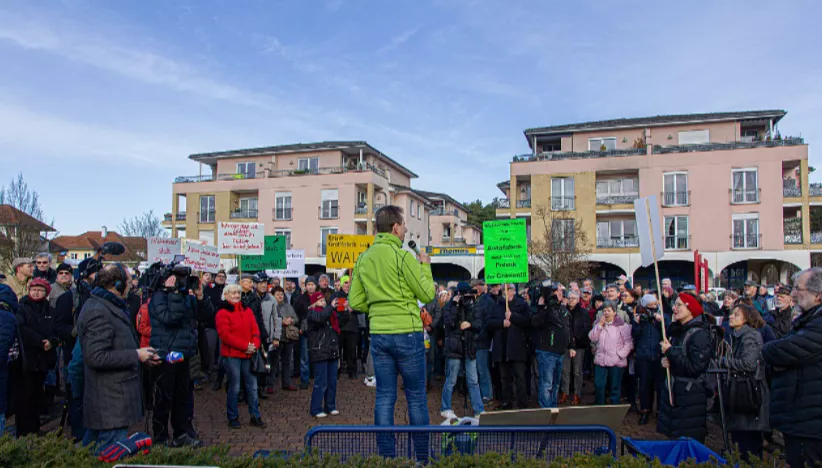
top-left (349, 233), bottom-right (436, 335)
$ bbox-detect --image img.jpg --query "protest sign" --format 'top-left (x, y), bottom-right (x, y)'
top-left (148, 237), bottom-right (181, 264)
top-left (326, 234), bottom-right (374, 269)
top-left (483, 219), bottom-right (529, 284)
top-left (240, 235), bottom-right (287, 271)
top-left (634, 195), bottom-right (664, 268)
top-left (183, 243), bottom-right (220, 273)
top-left (266, 249), bottom-right (306, 277)
top-left (218, 222), bottom-right (264, 255)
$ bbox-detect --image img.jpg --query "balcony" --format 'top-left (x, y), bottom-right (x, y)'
top-left (730, 188), bottom-right (761, 204)
top-left (661, 191), bottom-right (689, 207)
top-left (495, 199), bottom-right (511, 209)
top-left (230, 209), bottom-right (258, 219)
top-left (597, 237), bottom-right (639, 248)
top-left (431, 208), bottom-right (460, 217)
top-left (272, 208), bottom-right (292, 221)
top-left (198, 210), bottom-right (216, 224)
top-left (664, 235), bottom-right (690, 251)
top-left (811, 183), bottom-right (822, 197)
top-left (596, 194), bottom-right (639, 205)
top-left (783, 178), bottom-right (801, 197)
top-left (652, 138), bottom-right (804, 155)
top-left (732, 233), bottom-right (762, 250)
top-left (176, 212), bottom-right (186, 221)
top-left (784, 218), bottom-right (802, 244)
top-left (442, 236), bottom-right (451, 243)
top-left (453, 236), bottom-right (466, 244)
top-left (355, 206), bottom-right (368, 215)
top-left (174, 163), bottom-right (387, 184)
top-left (516, 199), bottom-right (531, 209)
top-left (812, 232), bottom-right (822, 244)
top-left (513, 147), bottom-right (645, 163)
top-left (551, 197), bottom-right (575, 211)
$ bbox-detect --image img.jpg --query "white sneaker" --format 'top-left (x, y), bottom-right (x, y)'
top-left (315, 412), bottom-right (328, 418)
top-left (440, 410), bottom-right (457, 419)
top-left (365, 377), bottom-right (376, 388)
top-left (330, 410), bottom-right (340, 416)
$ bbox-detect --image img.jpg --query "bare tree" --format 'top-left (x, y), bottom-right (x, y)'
top-left (0, 173), bottom-right (54, 272)
top-left (119, 210), bottom-right (168, 239)
top-left (528, 204), bottom-right (593, 286)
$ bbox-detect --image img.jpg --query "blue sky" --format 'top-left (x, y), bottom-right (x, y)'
top-left (1, 0), bottom-right (820, 234)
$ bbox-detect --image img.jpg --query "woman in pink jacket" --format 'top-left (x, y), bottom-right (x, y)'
top-left (589, 301), bottom-right (634, 405)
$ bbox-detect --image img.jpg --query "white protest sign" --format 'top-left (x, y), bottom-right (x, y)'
top-left (266, 249), bottom-right (305, 278)
top-left (217, 222), bottom-right (264, 255)
top-left (148, 237), bottom-right (181, 264)
top-left (184, 243), bottom-right (220, 273)
top-left (634, 195), bottom-right (665, 267)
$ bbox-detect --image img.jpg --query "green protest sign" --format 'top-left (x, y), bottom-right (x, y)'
top-left (240, 235), bottom-right (287, 271)
top-left (483, 219), bottom-right (529, 284)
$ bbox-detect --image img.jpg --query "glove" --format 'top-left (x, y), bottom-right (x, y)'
top-left (97, 432), bottom-right (153, 462)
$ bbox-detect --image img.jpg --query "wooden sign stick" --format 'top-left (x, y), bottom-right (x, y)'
top-left (645, 198), bottom-right (674, 407)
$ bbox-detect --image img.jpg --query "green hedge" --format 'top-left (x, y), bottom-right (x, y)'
top-left (0, 433), bottom-right (776, 467)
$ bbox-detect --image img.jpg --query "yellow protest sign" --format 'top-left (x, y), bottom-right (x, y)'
top-left (325, 234), bottom-right (374, 268)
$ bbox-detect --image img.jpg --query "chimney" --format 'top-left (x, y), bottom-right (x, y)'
top-left (102, 225), bottom-right (108, 238)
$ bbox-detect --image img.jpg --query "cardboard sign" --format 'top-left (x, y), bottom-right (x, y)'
top-left (634, 195), bottom-right (665, 267)
top-left (266, 249), bottom-right (305, 277)
top-left (483, 219), bottom-right (529, 284)
top-left (326, 234), bottom-right (374, 269)
top-left (239, 235), bottom-right (287, 271)
top-left (218, 222), bottom-right (264, 255)
top-left (147, 237), bottom-right (181, 264)
top-left (183, 243), bottom-right (220, 273)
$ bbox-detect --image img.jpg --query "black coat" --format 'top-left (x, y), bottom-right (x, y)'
top-left (16, 296), bottom-right (58, 373)
top-left (487, 295), bottom-right (531, 363)
top-left (242, 290), bottom-right (269, 344)
top-left (204, 283), bottom-right (225, 322)
top-left (443, 298), bottom-right (483, 360)
top-left (762, 304), bottom-right (822, 439)
top-left (770, 306), bottom-right (793, 339)
top-left (632, 307), bottom-right (671, 361)
top-left (657, 315), bottom-right (712, 443)
top-left (306, 292), bottom-right (344, 363)
top-left (531, 301), bottom-right (571, 355)
top-left (149, 290), bottom-right (211, 359)
top-left (473, 293), bottom-right (501, 350)
top-left (569, 303), bottom-right (591, 350)
top-left (33, 267), bottom-right (57, 284)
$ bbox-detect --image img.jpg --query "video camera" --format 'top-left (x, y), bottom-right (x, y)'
top-left (142, 254), bottom-right (199, 295)
top-left (527, 278), bottom-right (561, 308)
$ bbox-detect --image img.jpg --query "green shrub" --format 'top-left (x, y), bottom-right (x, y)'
top-left (0, 432), bottom-right (778, 467)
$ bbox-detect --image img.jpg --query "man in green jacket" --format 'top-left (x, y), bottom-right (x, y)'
top-left (349, 205), bottom-right (435, 459)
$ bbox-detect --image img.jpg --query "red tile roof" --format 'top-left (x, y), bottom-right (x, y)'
top-left (51, 231), bottom-right (147, 262)
top-left (0, 205), bottom-right (55, 231)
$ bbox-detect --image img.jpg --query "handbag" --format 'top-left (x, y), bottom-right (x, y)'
top-left (725, 370), bottom-right (762, 414)
top-left (251, 350), bottom-right (271, 376)
top-left (285, 325), bottom-right (300, 342)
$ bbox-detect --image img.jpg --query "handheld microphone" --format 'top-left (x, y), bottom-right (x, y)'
top-left (408, 240), bottom-right (420, 255)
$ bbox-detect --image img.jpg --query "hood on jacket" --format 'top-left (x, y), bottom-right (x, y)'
top-left (0, 284), bottom-right (19, 313)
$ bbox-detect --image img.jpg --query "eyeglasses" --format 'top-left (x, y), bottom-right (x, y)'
top-left (36, 261), bottom-right (49, 265)
top-left (58, 271), bottom-right (71, 275)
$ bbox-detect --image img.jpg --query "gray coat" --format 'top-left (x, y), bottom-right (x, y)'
top-left (275, 301), bottom-right (299, 342)
top-left (77, 295), bottom-right (143, 431)
top-left (260, 293), bottom-right (281, 342)
top-left (721, 325), bottom-right (769, 432)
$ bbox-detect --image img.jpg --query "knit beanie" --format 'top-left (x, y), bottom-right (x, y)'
top-left (640, 294), bottom-right (658, 308)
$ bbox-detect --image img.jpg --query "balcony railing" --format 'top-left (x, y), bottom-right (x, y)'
top-left (784, 218), bottom-right (802, 245)
top-left (732, 233), bottom-right (762, 250)
top-left (513, 147), bottom-right (646, 163)
top-left (812, 232), bottom-right (822, 244)
top-left (664, 235), bottom-right (690, 250)
top-left (431, 208), bottom-right (460, 216)
top-left (551, 197), bottom-right (575, 211)
top-left (785, 233), bottom-right (803, 244)
top-left (784, 187), bottom-right (802, 197)
top-left (442, 236), bottom-right (451, 243)
top-left (597, 237), bottom-right (639, 248)
top-left (175, 174), bottom-right (214, 183)
top-left (453, 236), bottom-right (466, 243)
top-left (175, 163), bottom-right (387, 184)
top-left (516, 199), bottom-right (531, 208)
top-left (198, 210), bottom-right (216, 224)
top-left (661, 191), bottom-right (689, 207)
top-left (230, 209), bottom-right (258, 219)
top-left (273, 208), bottom-right (292, 221)
top-left (596, 194), bottom-right (639, 205)
top-left (730, 188), bottom-right (761, 204)
top-left (653, 138), bottom-right (805, 155)
top-left (355, 206), bottom-right (368, 215)
top-left (176, 212), bottom-right (186, 221)
top-left (811, 183), bottom-right (822, 197)
top-left (495, 199), bottom-right (511, 209)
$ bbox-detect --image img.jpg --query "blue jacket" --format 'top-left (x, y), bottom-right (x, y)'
top-left (631, 307), bottom-right (671, 361)
top-left (0, 285), bottom-right (18, 414)
top-left (473, 293), bottom-right (501, 350)
top-left (149, 290), bottom-right (212, 359)
top-left (67, 340), bottom-right (84, 398)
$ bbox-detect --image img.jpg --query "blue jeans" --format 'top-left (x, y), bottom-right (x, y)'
top-left (299, 335), bottom-right (310, 384)
top-left (310, 360), bottom-right (338, 415)
top-left (0, 413), bottom-right (5, 434)
top-left (225, 357), bottom-right (260, 421)
top-left (371, 332), bottom-right (429, 461)
top-left (594, 365), bottom-right (624, 405)
top-left (475, 349), bottom-right (493, 400)
top-left (82, 428), bottom-right (128, 453)
top-left (441, 358), bottom-right (484, 416)
top-left (536, 350), bottom-right (564, 408)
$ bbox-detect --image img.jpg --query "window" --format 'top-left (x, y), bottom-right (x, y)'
top-left (199, 195), bottom-right (215, 223)
top-left (732, 168), bottom-right (759, 204)
top-left (237, 197), bottom-right (258, 217)
top-left (410, 200), bottom-right (415, 217)
top-left (520, 184), bottom-right (532, 200)
top-left (275, 229), bottom-right (292, 249)
top-left (84, 253), bottom-right (91, 259)
top-left (357, 191), bottom-right (367, 206)
top-left (70, 253), bottom-right (78, 260)
top-left (320, 227), bottom-right (338, 256)
top-left (321, 189), bottom-right (339, 219)
top-left (596, 177), bottom-right (638, 198)
top-left (298, 158), bottom-right (319, 173)
top-left (596, 219), bottom-right (637, 247)
top-left (275, 192), bottom-right (292, 220)
top-left (588, 137), bottom-right (616, 151)
top-left (552, 219), bottom-right (575, 251)
top-left (236, 162), bottom-right (256, 178)
top-left (678, 130), bottom-right (710, 145)
top-left (199, 230), bottom-right (214, 246)
top-left (663, 173), bottom-right (688, 206)
top-left (664, 216), bottom-right (689, 250)
top-left (417, 204), bottom-right (421, 219)
top-left (733, 214), bottom-right (760, 249)
top-left (741, 129), bottom-right (759, 143)
top-left (551, 177), bottom-right (575, 210)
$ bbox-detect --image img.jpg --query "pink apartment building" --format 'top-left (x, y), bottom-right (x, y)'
top-left (496, 110), bottom-right (818, 289)
top-left (163, 141), bottom-right (480, 277)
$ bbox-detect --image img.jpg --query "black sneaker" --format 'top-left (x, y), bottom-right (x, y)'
top-left (250, 416), bottom-right (267, 428)
top-left (258, 389), bottom-right (268, 400)
top-left (211, 379), bottom-right (222, 391)
top-left (228, 418), bottom-right (241, 429)
top-left (171, 433), bottom-right (203, 448)
top-left (299, 382), bottom-right (309, 390)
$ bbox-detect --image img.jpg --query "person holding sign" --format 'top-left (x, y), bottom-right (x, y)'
top-left (486, 284), bottom-right (532, 410)
top-left (348, 205), bottom-right (436, 461)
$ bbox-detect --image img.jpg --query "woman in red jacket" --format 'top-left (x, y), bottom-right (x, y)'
top-left (216, 284), bottom-right (267, 430)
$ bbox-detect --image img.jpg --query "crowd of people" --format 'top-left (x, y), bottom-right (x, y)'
top-left (0, 205), bottom-right (821, 467)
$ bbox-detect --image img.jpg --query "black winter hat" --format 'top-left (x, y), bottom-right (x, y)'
top-left (56, 263), bottom-right (73, 274)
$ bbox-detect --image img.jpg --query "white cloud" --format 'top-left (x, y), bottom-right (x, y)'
top-left (377, 27), bottom-right (420, 54)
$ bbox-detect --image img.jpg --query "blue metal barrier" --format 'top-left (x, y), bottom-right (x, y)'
top-left (304, 425), bottom-right (616, 462)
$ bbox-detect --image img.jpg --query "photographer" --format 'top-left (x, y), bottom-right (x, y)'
top-left (149, 271), bottom-right (212, 448)
top-left (531, 282), bottom-right (572, 409)
top-left (440, 282), bottom-right (485, 419)
top-left (632, 294), bottom-right (669, 425)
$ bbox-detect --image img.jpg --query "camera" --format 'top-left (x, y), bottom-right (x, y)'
top-left (142, 254), bottom-right (199, 295)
